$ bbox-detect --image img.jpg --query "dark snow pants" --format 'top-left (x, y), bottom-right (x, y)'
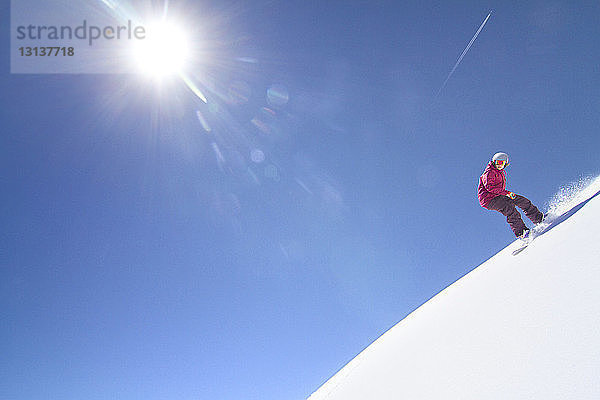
top-left (486, 194), bottom-right (544, 237)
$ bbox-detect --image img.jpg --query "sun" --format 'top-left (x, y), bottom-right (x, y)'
top-left (132, 20), bottom-right (191, 77)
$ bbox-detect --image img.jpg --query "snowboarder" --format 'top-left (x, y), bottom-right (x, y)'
top-left (478, 152), bottom-right (544, 239)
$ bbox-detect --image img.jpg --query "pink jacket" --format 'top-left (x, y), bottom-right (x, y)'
top-left (478, 162), bottom-right (511, 208)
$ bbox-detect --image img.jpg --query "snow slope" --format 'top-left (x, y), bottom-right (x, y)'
top-left (308, 176), bottom-right (600, 400)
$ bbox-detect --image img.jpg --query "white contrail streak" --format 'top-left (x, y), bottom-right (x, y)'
top-left (437, 11), bottom-right (492, 96)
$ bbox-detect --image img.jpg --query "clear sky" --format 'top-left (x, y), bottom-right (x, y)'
top-left (1, 1), bottom-right (599, 399)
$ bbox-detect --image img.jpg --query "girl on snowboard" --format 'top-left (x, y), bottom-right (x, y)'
top-left (478, 152), bottom-right (544, 239)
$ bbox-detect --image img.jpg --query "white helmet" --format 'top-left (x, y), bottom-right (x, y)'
top-left (492, 152), bottom-right (509, 163)
top-left (492, 152), bottom-right (509, 169)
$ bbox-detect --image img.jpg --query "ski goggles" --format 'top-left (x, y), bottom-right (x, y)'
top-left (494, 159), bottom-right (509, 168)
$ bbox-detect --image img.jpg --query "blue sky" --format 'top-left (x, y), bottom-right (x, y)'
top-left (1, 1), bottom-right (599, 399)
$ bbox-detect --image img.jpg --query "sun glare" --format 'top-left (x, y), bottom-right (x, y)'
top-left (133, 21), bottom-right (191, 77)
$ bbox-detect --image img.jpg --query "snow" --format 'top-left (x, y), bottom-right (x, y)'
top-left (308, 176), bottom-right (600, 400)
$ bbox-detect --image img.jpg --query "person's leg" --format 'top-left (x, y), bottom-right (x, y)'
top-left (487, 195), bottom-right (528, 237)
top-left (513, 195), bottom-right (544, 224)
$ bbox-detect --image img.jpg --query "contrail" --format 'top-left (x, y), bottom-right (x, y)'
top-left (436, 11), bottom-right (492, 97)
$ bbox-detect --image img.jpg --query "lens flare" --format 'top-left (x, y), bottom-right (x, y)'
top-left (267, 84), bottom-right (289, 107)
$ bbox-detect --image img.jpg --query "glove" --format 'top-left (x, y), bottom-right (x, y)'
top-left (507, 192), bottom-right (517, 199)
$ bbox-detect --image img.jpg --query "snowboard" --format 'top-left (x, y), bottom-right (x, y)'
top-left (511, 220), bottom-right (551, 256)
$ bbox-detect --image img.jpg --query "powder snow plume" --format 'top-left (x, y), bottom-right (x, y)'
top-left (545, 174), bottom-right (600, 219)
